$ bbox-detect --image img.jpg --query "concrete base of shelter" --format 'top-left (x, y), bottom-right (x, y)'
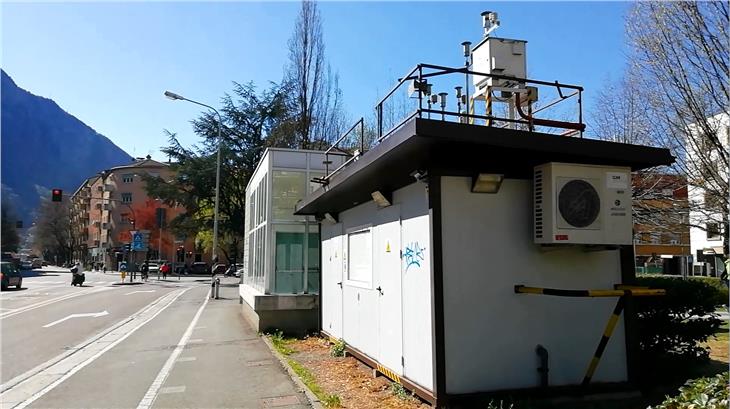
top-left (239, 284), bottom-right (319, 337)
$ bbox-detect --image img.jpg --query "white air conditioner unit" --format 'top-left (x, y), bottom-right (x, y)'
top-left (534, 162), bottom-right (632, 245)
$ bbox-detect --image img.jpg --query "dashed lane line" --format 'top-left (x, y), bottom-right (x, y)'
top-left (136, 289), bottom-right (210, 409)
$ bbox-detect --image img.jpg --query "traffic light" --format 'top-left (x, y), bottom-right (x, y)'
top-left (123, 243), bottom-right (131, 252)
top-left (51, 189), bottom-right (63, 202)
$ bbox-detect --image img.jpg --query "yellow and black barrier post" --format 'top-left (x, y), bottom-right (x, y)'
top-left (514, 284), bottom-right (665, 386)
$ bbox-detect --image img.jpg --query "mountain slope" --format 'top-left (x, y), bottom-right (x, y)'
top-left (1, 70), bottom-right (132, 223)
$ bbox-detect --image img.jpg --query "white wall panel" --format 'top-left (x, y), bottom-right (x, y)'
top-left (440, 176), bottom-right (627, 394)
top-left (321, 222), bottom-right (343, 338)
top-left (374, 205), bottom-right (403, 374)
top-left (397, 182), bottom-right (434, 391)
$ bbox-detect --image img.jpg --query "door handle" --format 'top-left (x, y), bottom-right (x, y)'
top-left (337, 281), bottom-right (342, 288)
top-left (376, 286), bottom-right (383, 295)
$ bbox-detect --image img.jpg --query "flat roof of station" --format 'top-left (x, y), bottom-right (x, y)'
top-left (295, 118), bottom-right (674, 216)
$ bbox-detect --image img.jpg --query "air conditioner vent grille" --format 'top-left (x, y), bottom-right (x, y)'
top-left (534, 169), bottom-right (543, 238)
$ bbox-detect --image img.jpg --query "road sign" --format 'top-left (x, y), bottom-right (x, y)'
top-left (132, 232), bottom-right (144, 251)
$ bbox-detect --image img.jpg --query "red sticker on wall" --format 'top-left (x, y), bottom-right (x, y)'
top-left (555, 235), bottom-right (569, 241)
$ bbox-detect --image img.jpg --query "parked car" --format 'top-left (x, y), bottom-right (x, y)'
top-left (41, 260), bottom-right (48, 266)
top-left (190, 262), bottom-right (209, 274)
top-left (31, 259), bottom-right (43, 269)
top-left (146, 263), bottom-right (160, 274)
top-left (1, 261), bottom-right (22, 290)
top-left (19, 260), bottom-right (32, 270)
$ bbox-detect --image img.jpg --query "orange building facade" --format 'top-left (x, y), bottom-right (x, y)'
top-left (71, 156), bottom-right (208, 270)
top-left (632, 173), bottom-right (691, 274)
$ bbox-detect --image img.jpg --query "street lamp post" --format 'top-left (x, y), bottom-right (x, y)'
top-left (164, 91), bottom-right (222, 269)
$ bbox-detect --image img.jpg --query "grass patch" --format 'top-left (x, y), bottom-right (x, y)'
top-left (268, 330), bottom-right (295, 356)
top-left (266, 332), bottom-right (341, 408)
top-left (714, 323), bottom-right (729, 342)
top-left (287, 358), bottom-right (341, 407)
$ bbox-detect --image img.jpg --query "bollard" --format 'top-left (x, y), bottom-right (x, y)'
top-left (211, 278), bottom-right (216, 299)
top-left (215, 278), bottom-right (220, 299)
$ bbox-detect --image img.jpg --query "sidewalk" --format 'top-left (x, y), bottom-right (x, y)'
top-left (149, 276), bottom-right (311, 408)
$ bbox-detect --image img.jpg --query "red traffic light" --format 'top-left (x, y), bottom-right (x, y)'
top-left (51, 189), bottom-right (63, 202)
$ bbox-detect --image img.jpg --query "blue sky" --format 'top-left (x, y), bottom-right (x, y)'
top-left (2, 2), bottom-right (630, 160)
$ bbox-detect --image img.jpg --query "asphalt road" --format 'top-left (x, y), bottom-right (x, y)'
top-left (0, 267), bottom-right (309, 409)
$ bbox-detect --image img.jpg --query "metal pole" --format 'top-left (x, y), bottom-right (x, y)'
top-left (164, 94), bottom-right (222, 276)
top-left (212, 117), bottom-right (222, 266)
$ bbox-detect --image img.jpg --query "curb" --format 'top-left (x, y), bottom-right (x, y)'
top-left (261, 336), bottom-right (324, 409)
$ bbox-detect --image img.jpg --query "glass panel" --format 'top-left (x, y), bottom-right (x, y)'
top-left (272, 171), bottom-right (305, 221)
top-left (307, 229), bottom-right (320, 294)
top-left (348, 229), bottom-right (372, 284)
top-left (274, 225), bottom-right (305, 294)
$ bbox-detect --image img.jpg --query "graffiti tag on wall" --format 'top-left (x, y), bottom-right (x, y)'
top-left (404, 242), bottom-right (426, 271)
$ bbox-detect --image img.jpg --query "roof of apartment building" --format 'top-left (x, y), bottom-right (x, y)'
top-left (296, 117), bottom-right (675, 216)
top-left (108, 155), bottom-right (169, 172)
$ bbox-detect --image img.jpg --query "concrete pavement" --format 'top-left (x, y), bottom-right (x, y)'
top-left (1, 271), bottom-right (310, 408)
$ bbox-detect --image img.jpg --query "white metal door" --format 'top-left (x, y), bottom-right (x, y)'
top-left (321, 223), bottom-right (343, 338)
top-left (375, 205), bottom-right (403, 374)
top-left (342, 225), bottom-right (377, 357)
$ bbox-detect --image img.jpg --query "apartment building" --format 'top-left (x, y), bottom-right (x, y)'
top-left (687, 113), bottom-right (729, 276)
top-left (632, 173), bottom-right (691, 274)
top-left (71, 156), bottom-right (203, 270)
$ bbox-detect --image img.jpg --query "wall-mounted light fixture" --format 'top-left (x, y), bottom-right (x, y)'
top-left (410, 170), bottom-right (428, 183)
top-left (472, 173), bottom-right (504, 193)
top-left (371, 190), bottom-right (392, 208)
top-left (324, 212), bottom-right (338, 224)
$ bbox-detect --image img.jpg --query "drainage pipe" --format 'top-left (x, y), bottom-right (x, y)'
top-left (536, 344), bottom-right (549, 388)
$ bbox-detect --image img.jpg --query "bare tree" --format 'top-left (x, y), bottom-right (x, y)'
top-left (628, 1), bottom-right (729, 254)
top-left (1, 200), bottom-right (20, 253)
top-left (34, 197), bottom-right (74, 264)
top-left (285, 0), bottom-right (347, 149)
top-left (593, 2), bottom-right (729, 255)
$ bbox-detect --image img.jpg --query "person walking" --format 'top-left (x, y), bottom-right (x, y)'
top-left (140, 262), bottom-right (149, 281)
top-left (161, 262), bottom-right (170, 280)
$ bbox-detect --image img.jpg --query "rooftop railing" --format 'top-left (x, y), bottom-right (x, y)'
top-left (316, 63), bottom-right (585, 185)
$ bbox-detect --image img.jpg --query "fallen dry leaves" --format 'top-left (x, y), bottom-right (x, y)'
top-left (289, 336), bottom-right (430, 409)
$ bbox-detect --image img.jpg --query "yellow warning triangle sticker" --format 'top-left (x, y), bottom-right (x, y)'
top-left (386, 241), bottom-right (391, 252)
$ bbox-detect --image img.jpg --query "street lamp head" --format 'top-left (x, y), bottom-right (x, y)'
top-left (164, 91), bottom-right (185, 101)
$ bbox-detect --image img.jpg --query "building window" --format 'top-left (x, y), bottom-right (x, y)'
top-left (649, 232), bottom-right (661, 244)
top-left (122, 174), bottom-right (133, 183)
top-left (121, 193), bottom-right (132, 203)
top-left (707, 222), bottom-right (721, 240)
top-left (272, 171), bottom-right (305, 221)
top-left (347, 228), bottom-right (372, 286)
top-left (120, 213), bottom-right (132, 225)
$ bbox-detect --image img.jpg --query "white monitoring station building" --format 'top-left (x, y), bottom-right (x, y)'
top-left (294, 12), bottom-right (674, 406)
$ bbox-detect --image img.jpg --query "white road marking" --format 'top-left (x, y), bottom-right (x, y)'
top-left (193, 326), bottom-right (207, 329)
top-left (137, 290), bottom-right (210, 409)
top-left (42, 311), bottom-right (109, 328)
top-left (1, 288), bottom-right (191, 408)
top-left (0, 287), bottom-right (115, 320)
top-left (159, 386), bottom-right (186, 394)
top-left (188, 339), bottom-right (203, 343)
top-left (176, 357), bottom-right (196, 362)
top-left (124, 290), bottom-right (156, 295)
